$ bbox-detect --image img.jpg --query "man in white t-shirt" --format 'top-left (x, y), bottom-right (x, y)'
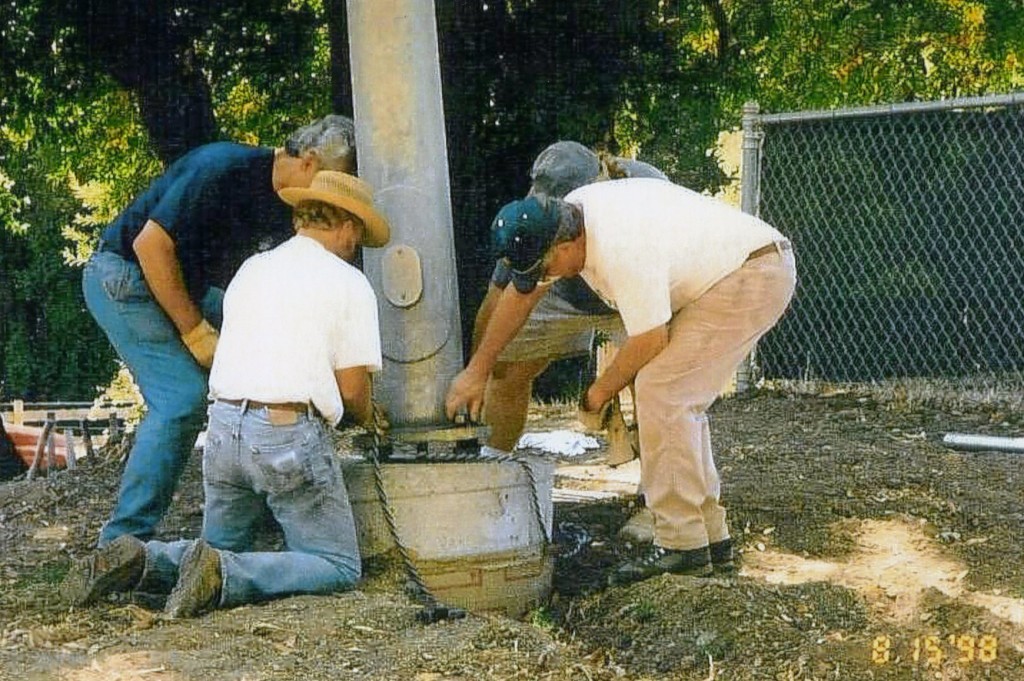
top-left (474, 141), bottom-right (668, 453)
top-left (63, 171), bottom-right (390, 616)
top-left (446, 179), bottom-right (797, 585)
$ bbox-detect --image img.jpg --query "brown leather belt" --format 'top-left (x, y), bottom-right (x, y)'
top-left (747, 240), bottom-right (792, 262)
top-left (217, 398), bottom-right (310, 413)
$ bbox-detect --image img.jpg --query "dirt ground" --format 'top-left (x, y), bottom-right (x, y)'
top-left (1, 387), bottom-right (1023, 680)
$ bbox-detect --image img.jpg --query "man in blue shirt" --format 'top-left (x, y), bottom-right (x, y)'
top-left (83, 115), bottom-right (357, 547)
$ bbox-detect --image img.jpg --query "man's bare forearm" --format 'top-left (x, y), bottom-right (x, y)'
top-left (336, 366), bottom-right (373, 426)
top-left (133, 220), bottom-right (202, 335)
top-left (587, 324), bottom-right (668, 408)
top-left (470, 284), bottom-right (501, 356)
top-left (466, 284), bottom-right (546, 377)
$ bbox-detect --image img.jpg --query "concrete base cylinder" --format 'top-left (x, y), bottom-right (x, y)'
top-left (341, 458), bottom-right (554, 616)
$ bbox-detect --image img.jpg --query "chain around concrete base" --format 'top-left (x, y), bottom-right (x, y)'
top-left (366, 431), bottom-right (466, 623)
top-left (363, 431), bottom-right (549, 622)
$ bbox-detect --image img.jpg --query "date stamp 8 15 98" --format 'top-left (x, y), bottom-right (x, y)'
top-left (871, 633), bottom-right (999, 667)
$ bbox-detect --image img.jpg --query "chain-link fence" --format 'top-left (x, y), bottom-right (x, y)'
top-left (741, 94), bottom-right (1024, 404)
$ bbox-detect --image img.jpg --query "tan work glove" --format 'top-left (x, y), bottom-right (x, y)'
top-left (605, 396), bottom-right (640, 467)
top-left (577, 393), bottom-right (614, 432)
top-left (181, 319), bottom-right (219, 369)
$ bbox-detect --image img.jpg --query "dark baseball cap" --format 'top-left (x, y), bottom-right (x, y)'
top-left (491, 196), bottom-right (561, 292)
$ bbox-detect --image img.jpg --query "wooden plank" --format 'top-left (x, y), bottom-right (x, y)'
top-left (551, 488), bottom-right (621, 502)
top-left (10, 408), bottom-right (129, 423)
top-left (1, 401), bottom-right (95, 410)
top-left (65, 428), bottom-right (77, 470)
top-left (80, 419), bottom-right (94, 458)
top-left (26, 421), bottom-right (55, 480)
top-left (0, 402), bottom-right (136, 425)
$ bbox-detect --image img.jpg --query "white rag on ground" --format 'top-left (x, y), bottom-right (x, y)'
top-left (516, 430), bottom-right (600, 457)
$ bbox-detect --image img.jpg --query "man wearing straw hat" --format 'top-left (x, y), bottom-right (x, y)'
top-left (84, 115), bottom-right (360, 549)
top-left (64, 170), bottom-right (391, 618)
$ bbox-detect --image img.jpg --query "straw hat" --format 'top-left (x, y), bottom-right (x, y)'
top-left (279, 171), bottom-right (390, 247)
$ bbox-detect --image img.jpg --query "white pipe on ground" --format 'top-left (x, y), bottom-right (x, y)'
top-left (942, 433), bottom-right (1024, 454)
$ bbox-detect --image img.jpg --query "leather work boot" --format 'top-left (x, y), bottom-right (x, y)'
top-left (710, 538), bottom-right (737, 574)
top-left (61, 535), bottom-right (146, 606)
top-left (164, 539), bottom-right (222, 619)
top-left (608, 545), bottom-right (713, 586)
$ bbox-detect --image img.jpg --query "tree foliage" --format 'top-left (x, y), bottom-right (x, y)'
top-left (0, 0), bottom-right (1021, 400)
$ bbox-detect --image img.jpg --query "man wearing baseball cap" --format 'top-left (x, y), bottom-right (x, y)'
top-left (64, 170), bottom-right (390, 617)
top-left (470, 141), bottom-right (668, 456)
top-left (446, 179), bottom-right (796, 584)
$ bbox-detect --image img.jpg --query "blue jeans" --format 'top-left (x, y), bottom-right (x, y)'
top-left (136, 402), bottom-right (360, 606)
top-left (83, 250), bottom-right (222, 546)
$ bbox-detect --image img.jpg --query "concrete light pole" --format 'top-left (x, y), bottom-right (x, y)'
top-left (342, 0), bottom-right (554, 616)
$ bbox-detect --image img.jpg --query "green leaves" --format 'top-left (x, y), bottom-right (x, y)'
top-left (0, 170), bottom-right (28, 236)
top-left (0, 0), bottom-right (1021, 400)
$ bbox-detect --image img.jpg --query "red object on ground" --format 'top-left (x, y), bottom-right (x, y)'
top-left (4, 423), bottom-right (68, 470)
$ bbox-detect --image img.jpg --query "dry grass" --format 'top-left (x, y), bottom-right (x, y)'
top-left (766, 373), bottom-right (1024, 414)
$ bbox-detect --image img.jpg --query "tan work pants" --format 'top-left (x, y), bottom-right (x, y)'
top-left (635, 248), bottom-right (796, 550)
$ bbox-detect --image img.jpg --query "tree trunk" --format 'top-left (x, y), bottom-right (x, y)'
top-left (68, 0), bottom-right (217, 165)
top-left (327, 0), bottom-right (354, 117)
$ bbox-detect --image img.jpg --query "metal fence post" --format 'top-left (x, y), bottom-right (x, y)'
top-left (735, 101), bottom-right (764, 394)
